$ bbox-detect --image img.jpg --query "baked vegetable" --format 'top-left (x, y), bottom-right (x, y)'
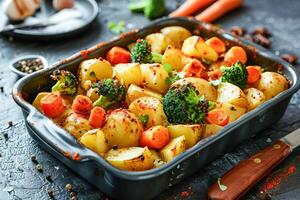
top-left (206, 109), bottom-right (230, 126)
top-left (224, 46), bottom-right (247, 65)
top-left (80, 129), bottom-right (109, 154)
top-left (72, 95), bottom-right (93, 115)
top-left (128, 0), bottom-right (166, 19)
top-left (126, 84), bottom-right (162, 104)
top-left (203, 124), bottom-right (222, 138)
top-left (217, 82), bottom-right (247, 108)
top-left (40, 92), bottom-right (65, 118)
top-left (160, 26), bottom-right (192, 49)
top-left (216, 103), bottom-right (246, 122)
top-left (145, 33), bottom-right (171, 54)
top-left (160, 136), bottom-right (187, 162)
top-left (161, 45), bottom-right (192, 71)
top-left (130, 39), bottom-right (153, 64)
top-left (64, 112), bottom-right (93, 139)
top-left (140, 125), bottom-right (170, 149)
top-left (114, 63), bottom-right (143, 88)
top-left (51, 70), bottom-right (77, 96)
top-left (92, 79), bottom-right (126, 109)
top-left (244, 88), bottom-right (266, 110)
top-left (220, 61), bottom-right (248, 88)
top-left (106, 46), bottom-right (131, 65)
top-left (89, 107), bottom-right (106, 128)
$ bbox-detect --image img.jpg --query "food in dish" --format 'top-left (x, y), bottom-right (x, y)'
top-left (53, 0), bottom-right (75, 11)
top-left (3, 0), bottom-right (41, 21)
top-left (32, 26), bottom-right (289, 171)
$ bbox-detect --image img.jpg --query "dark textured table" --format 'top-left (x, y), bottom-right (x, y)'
top-left (1, 0), bottom-right (300, 199)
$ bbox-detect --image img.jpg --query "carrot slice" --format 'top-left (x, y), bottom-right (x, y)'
top-left (247, 66), bottom-right (261, 84)
top-left (140, 126), bottom-right (170, 150)
top-left (181, 59), bottom-right (207, 78)
top-left (195, 0), bottom-right (243, 23)
top-left (169, 0), bottom-right (216, 17)
top-left (40, 92), bottom-right (65, 118)
top-left (205, 37), bottom-right (226, 54)
top-left (72, 95), bottom-right (93, 115)
top-left (106, 46), bottom-right (131, 65)
top-left (206, 109), bottom-right (229, 126)
top-left (89, 107), bottom-right (106, 128)
top-left (224, 46), bottom-right (247, 66)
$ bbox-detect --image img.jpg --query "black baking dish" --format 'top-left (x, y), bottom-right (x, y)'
top-left (12, 17), bottom-right (300, 200)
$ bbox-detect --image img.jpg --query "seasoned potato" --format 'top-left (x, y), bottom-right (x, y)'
top-left (126, 84), bottom-right (162, 104)
top-left (167, 124), bottom-right (204, 148)
top-left (86, 88), bottom-right (99, 102)
top-left (216, 103), bottom-right (247, 122)
top-left (182, 36), bottom-right (218, 62)
top-left (129, 96), bottom-right (167, 128)
top-left (64, 112), bottom-right (93, 139)
top-left (244, 88), bottom-right (266, 110)
top-left (160, 26), bottom-right (192, 49)
top-left (102, 109), bottom-right (143, 148)
top-left (114, 63), bottom-right (143, 87)
top-left (78, 58), bottom-right (113, 90)
top-left (140, 64), bottom-right (169, 93)
top-left (256, 72), bottom-right (289, 100)
top-left (203, 124), bottom-right (223, 138)
top-left (32, 92), bottom-right (51, 111)
top-left (172, 77), bottom-right (217, 101)
top-left (217, 82), bottom-right (247, 108)
top-left (160, 136), bottom-right (187, 162)
top-left (105, 147), bottom-right (154, 171)
top-left (150, 150), bottom-right (166, 168)
top-left (161, 45), bottom-right (192, 71)
top-left (145, 33), bottom-right (172, 54)
top-left (80, 129), bottom-right (109, 154)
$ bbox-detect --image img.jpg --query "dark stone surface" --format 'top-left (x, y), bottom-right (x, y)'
top-left (1, 0), bottom-right (300, 199)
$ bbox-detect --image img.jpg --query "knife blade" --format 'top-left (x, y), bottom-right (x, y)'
top-left (207, 128), bottom-right (300, 200)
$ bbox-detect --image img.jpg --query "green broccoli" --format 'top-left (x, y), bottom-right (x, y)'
top-left (163, 84), bottom-right (209, 124)
top-left (128, 0), bottom-right (166, 19)
top-left (131, 39), bottom-right (153, 64)
top-left (220, 61), bottom-right (248, 88)
top-left (51, 70), bottom-right (77, 96)
top-left (92, 79), bottom-right (126, 109)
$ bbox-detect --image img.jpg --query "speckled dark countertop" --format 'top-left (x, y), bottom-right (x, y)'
top-left (1, 0), bottom-right (300, 199)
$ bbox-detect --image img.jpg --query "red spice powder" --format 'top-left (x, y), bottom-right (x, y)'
top-left (261, 164), bottom-right (296, 192)
top-left (180, 186), bottom-right (192, 198)
top-left (72, 152), bottom-right (81, 161)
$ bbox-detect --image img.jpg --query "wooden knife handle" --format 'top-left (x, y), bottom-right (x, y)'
top-left (207, 140), bottom-right (292, 200)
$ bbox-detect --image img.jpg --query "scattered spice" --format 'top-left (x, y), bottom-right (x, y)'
top-left (8, 121), bottom-right (13, 127)
top-left (3, 133), bottom-right (8, 141)
top-left (46, 175), bottom-right (53, 182)
top-left (31, 154), bottom-right (38, 163)
top-left (261, 164), bottom-right (296, 192)
top-left (281, 54), bottom-right (298, 65)
top-left (71, 196), bottom-right (78, 200)
top-left (36, 164), bottom-right (43, 172)
top-left (230, 26), bottom-right (245, 36)
top-left (0, 86), bottom-right (4, 93)
top-left (252, 27), bottom-right (270, 37)
top-left (70, 191), bottom-right (77, 197)
top-left (66, 183), bottom-right (73, 192)
top-left (15, 58), bottom-right (44, 74)
top-left (252, 34), bottom-right (270, 48)
top-left (48, 190), bottom-right (54, 199)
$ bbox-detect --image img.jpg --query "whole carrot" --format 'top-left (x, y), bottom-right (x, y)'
top-left (196, 0), bottom-right (243, 23)
top-left (169, 0), bottom-right (216, 17)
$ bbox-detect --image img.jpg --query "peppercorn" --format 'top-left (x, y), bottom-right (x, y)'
top-left (46, 175), bottom-right (53, 182)
top-left (66, 183), bottom-right (73, 192)
top-left (31, 154), bottom-right (38, 163)
top-left (281, 54), bottom-right (298, 65)
top-left (252, 27), bottom-right (270, 37)
top-left (15, 58), bottom-right (44, 74)
top-left (230, 26), bottom-right (245, 36)
top-left (36, 164), bottom-right (43, 172)
top-left (70, 191), bottom-right (77, 197)
top-left (48, 190), bottom-right (54, 199)
top-left (253, 34), bottom-right (270, 48)
top-left (71, 196), bottom-right (78, 200)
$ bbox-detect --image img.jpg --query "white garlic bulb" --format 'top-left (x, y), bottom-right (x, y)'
top-left (53, 0), bottom-right (75, 11)
top-left (3, 0), bottom-right (41, 21)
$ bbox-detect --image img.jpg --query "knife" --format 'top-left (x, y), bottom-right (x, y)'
top-left (207, 128), bottom-right (300, 200)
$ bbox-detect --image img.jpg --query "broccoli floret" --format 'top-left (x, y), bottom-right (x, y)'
top-left (221, 61), bottom-right (248, 88)
top-left (128, 0), bottom-right (166, 19)
top-left (130, 39), bottom-right (153, 64)
top-left (163, 84), bottom-right (209, 124)
top-left (92, 79), bottom-right (126, 109)
top-left (51, 70), bottom-right (77, 96)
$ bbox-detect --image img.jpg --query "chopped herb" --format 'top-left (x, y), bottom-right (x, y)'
top-left (107, 21), bottom-right (126, 34)
top-left (163, 63), bottom-right (172, 73)
top-left (217, 178), bottom-right (227, 191)
top-left (138, 115), bottom-right (149, 126)
top-left (89, 71), bottom-right (96, 77)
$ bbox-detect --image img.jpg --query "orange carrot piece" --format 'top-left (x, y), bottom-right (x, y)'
top-left (40, 92), bottom-right (65, 118)
top-left (169, 0), bottom-right (215, 17)
top-left (247, 66), bottom-right (261, 84)
top-left (140, 126), bottom-right (170, 150)
top-left (72, 95), bottom-right (93, 115)
top-left (208, 69), bottom-right (222, 80)
top-left (106, 46), bottom-right (131, 65)
top-left (205, 37), bottom-right (226, 54)
top-left (206, 109), bottom-right (229, 126)
top-left (89, 107), bottom-right (106, 128)
top-left (196, 0), bottom-right (243, 23)
top-left (224, 46), bottom-right (247, 65)
top-left (181, 59), bottom-right (207, 78)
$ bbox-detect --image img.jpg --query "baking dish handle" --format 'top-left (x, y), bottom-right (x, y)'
top-left (26, 109), bottom-right (95, 161)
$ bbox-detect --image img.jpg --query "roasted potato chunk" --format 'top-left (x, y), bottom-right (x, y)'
top-left (129, 96), bottom-right (167, 128)
top-left (105, 147), bottom-right (154, 171)
top-left (86, 87), bottom-right (99, 102)
top-left (145, 33), bottom-right (172, 54)
top-left (256, 72), bottom-right (289, 100)
top-left (203, 124), bottom-right (223, 138)
top-left (126, 84), bottom-right (162, 104)
top-left (150, 150), bottom-right (166, 168)
top-left (217, 82), bottom-right (247, 108)
top-left (102, 109), bottom-right (143, 148)
top-left (80, 129), bottom-right (109, 154)
top-left (182, 36), bottom-right (218, 62)
top-left (216, 103), bottom-right (247, 122)
top-left (114, 63), bottom-right (143, 88)
top-left (160, 26), bottom-right (192, 49)
top-left (167, 124), bottom-right (204, 148)
top-left (160, 136), bottom-right (187, 162)
top-left (140, 64), bottom-right (169, 93)
top-left (64, 112), bottom-right (93, 139)
top-left (244, 88), bottom-right (266, 110)
top-left (161, 45), bottom-right (192, 71)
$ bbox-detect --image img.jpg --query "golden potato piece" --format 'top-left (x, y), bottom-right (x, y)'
top-left (80, 129), bottom-right (109, 155)
top-left (203, 124), bottom-right (223, 138)
top-left (160, 26), bottom-right (192, 49)
top-left (150, 150), bottom-right (166, 167)
top-left (114, 63), bottom-right (143, 88)
top-left (216, 103), bottom-right (247, 122)
top-left (102, 109), bottom-right (143, 148)
top-left (217, 82), bottom-right (247, 108)
top-left (244, 88), bottom-right (266, 110)
top-left (129, 96), bottom-right (167, 128)
top-left (161, 45), bottom-right (192, 71)
top-left (167, 124), bottom-right (204, 148)
top-left (126, 84), bottom-right (162, 104)
top-left (160, 136), bottom-right (187, 162)
top-left (182, 36), bottom-right (218, 62)
top-left (64, 112), bottom-right (93, 139)
top-left (105, 147), bottom-right (154, 171)
top-left (145, 33), bottom-right (172, 54)
top-left (32, 92), bottom-right (51, 111)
